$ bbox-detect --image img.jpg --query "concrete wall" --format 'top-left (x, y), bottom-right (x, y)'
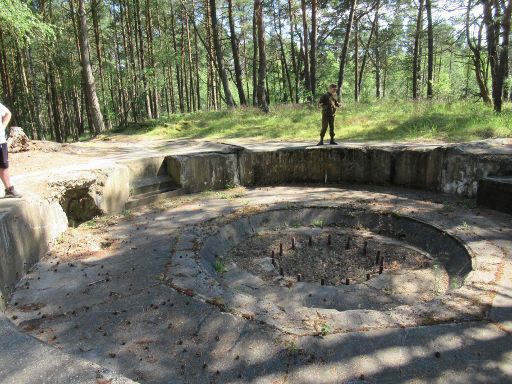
top-left (1, 141), bottom-right (510, 308)
top-left (0, 165), bottom-right (129, 308)
top-left (239, 144), bottom-right (512, 197)
top-left (0, 198), bottom-right (67, 310)
top-left (167, 152), bottom-right (240, 193)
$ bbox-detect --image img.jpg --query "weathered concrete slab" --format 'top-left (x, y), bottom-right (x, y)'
top-left (4, 185), bottom-right (512, 383)
top-left (441, 146), bottom-right (512, 196)
top-left (0, 315), bottom-right (136, 384)
top-left (167, 152), bottom-right (240, 193)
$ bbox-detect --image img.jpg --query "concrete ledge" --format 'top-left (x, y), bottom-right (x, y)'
top-left (0, 198), bottom-right (67, 310)
top-left (167, 152), bottom-right (240, 193)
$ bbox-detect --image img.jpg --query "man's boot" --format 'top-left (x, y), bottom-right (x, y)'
top-left (4, 186), bottom-right (22, 198)
top-left (317, 138), bottom-right (324, 146)
top-left (329, 138), bottom-right (338, 145)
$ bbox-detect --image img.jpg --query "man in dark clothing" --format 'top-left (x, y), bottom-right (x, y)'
top-left (317, 83), bottom-right (341, 145)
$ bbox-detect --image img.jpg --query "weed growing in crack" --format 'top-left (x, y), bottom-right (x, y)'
top-left (285, 341), bottom-right (300, 356)
top-left (460, 221), bottom-right (471, 230)
top-left (321, 323), bottom-right (332, 336)
top-left (213, 259), bottom-right (228, 274)
top-left (450, 276), bottom-right (463, 289)
top-left (313, 220), bottom-right (325, 228)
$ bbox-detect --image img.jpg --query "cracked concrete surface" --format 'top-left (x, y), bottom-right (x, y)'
top-left (4, 185), bottom-right (512, 383)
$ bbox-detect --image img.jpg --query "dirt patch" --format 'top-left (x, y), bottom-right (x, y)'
top-left (226, 226), bottom-right (435, 285)
top-left (49, 213), bottom-right (131, 262)
top-left (9, 141), bottom-right (94, 175)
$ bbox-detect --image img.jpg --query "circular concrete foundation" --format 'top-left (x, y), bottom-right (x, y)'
top-left (168, 204), bottom-right (491, 335)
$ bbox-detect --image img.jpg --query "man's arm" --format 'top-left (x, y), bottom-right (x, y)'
top-left (0, 104), bottom-right (11, 128)
top-left (2, 110), bottom-right (11, 128)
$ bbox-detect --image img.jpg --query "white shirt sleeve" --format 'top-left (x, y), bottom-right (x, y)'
top-left (0, 103), bottom-right (9, 118)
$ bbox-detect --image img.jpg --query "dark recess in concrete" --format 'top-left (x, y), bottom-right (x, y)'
top-left (477, 176), bottom-right (512, 214)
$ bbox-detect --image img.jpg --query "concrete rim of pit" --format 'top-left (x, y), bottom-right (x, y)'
top-left (167, 202), bottom-right (503, 336)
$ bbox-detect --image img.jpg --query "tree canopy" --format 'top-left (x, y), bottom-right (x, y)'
top-left (0, 0), bottom-right (511, 142)
top-left (0, 0), bottom-right (54, 40)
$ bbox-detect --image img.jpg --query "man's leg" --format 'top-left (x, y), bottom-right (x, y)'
top-left (0, 143), bottom-right (21, 198)
top-left (318, 114), bottom-right (328, 145)
top-left (0, 168), bottom-right (12, 189)
top-left (0, 143), bottom-right (10, 188)
top-left (329, 116), bottom-right (337, 144)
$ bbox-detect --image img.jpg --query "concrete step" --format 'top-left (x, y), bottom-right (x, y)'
top-left (130, 175), bottom-right (177, 196)
top-left (477, 176), bottom-right (512, 214)
top-left (125, 187), bottom-right (185, 210)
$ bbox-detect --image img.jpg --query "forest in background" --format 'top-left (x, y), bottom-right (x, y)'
top-left (1, 0), bottom-right (512, 142)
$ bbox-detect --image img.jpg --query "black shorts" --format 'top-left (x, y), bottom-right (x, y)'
top-left (0, 143), bottom-right (8, 169)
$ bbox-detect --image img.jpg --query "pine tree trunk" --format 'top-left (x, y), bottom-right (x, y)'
top-left (252, 7), bottom-right (258, 106)
top-left (288, 0), bottom-right (299, 103)
top-left (337, 0), bottom-right (357, 99)
top-left (374, 5), bottom-right (381, 99)
top-left (358, 1), bottom-right (379, 97)
top-left (91, 0), bottom-right (110, 129)
top-left (78, 0), bottom-right (105, 134)
top-left (255, 0), bottom-right (268, 112)
top-left (354, 19), bottom-right (359, 102)
top-left (425, 0), bottom-right (433, 98)
top-left (310, 0), bottom-right (317, 98)
top-left (300, 0), bottom-right (311, 96)
top-left (228, 0), bottom-right (247, 105)
top-left (412, 0), bottom-right (424, 99)
top-left (209, 0), bottom-right (235, 108)
top-left (170, 3), bottom-right (184, 112)
top-left (273, 0), bottom-right (292, 102)
top-left (146, 0), bottom-right (159, 118)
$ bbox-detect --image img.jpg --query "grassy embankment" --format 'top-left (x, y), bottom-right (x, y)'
top-left (106, 100), bottom-right (512, 143)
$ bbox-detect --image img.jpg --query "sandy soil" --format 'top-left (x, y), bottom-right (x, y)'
top-left (227, 226), bottom-right (434, 285)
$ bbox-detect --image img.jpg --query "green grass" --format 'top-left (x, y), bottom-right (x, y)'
top-left (108, 100), bottom-right (512, 143)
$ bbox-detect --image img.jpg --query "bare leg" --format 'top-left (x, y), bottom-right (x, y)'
top-left (0, 168), bottom-right (12, 189)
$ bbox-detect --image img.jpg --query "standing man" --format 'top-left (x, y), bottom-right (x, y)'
top-left (317, 83), bottom-right (341, 145)
top-left (0, 102), bottom-right (22, 198)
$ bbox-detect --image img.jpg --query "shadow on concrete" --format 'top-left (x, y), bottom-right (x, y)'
top-left (3, 185), bottom-right (511, 383)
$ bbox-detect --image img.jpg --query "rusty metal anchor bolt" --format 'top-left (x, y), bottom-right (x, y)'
top-left (345, 237), bottom-right (351, 250)
top-left (327, 234), bottom-right (332, 246)
top-left (375, 251), bottom-right (381, 265)
top-left (363, 241), bottom-right (368, 255)
top-left (291, 238), bottom-right (296, 250)
top-left (279, 243), bottom-right (283, 256)
top-left (345, 278), bottom-right (350, 285)
top-left (379, 255), bottom-right (385, 267)
top-left (297, 274), bottom-right (302, 282)
top-left (308, 236), bottom-right (313, 246)
top-left (321, 278), bottom-right (325, 286)
top-left (379, 266), bottom-right (384, 274)
top-left (366, 273), bottom-right (370, 280)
